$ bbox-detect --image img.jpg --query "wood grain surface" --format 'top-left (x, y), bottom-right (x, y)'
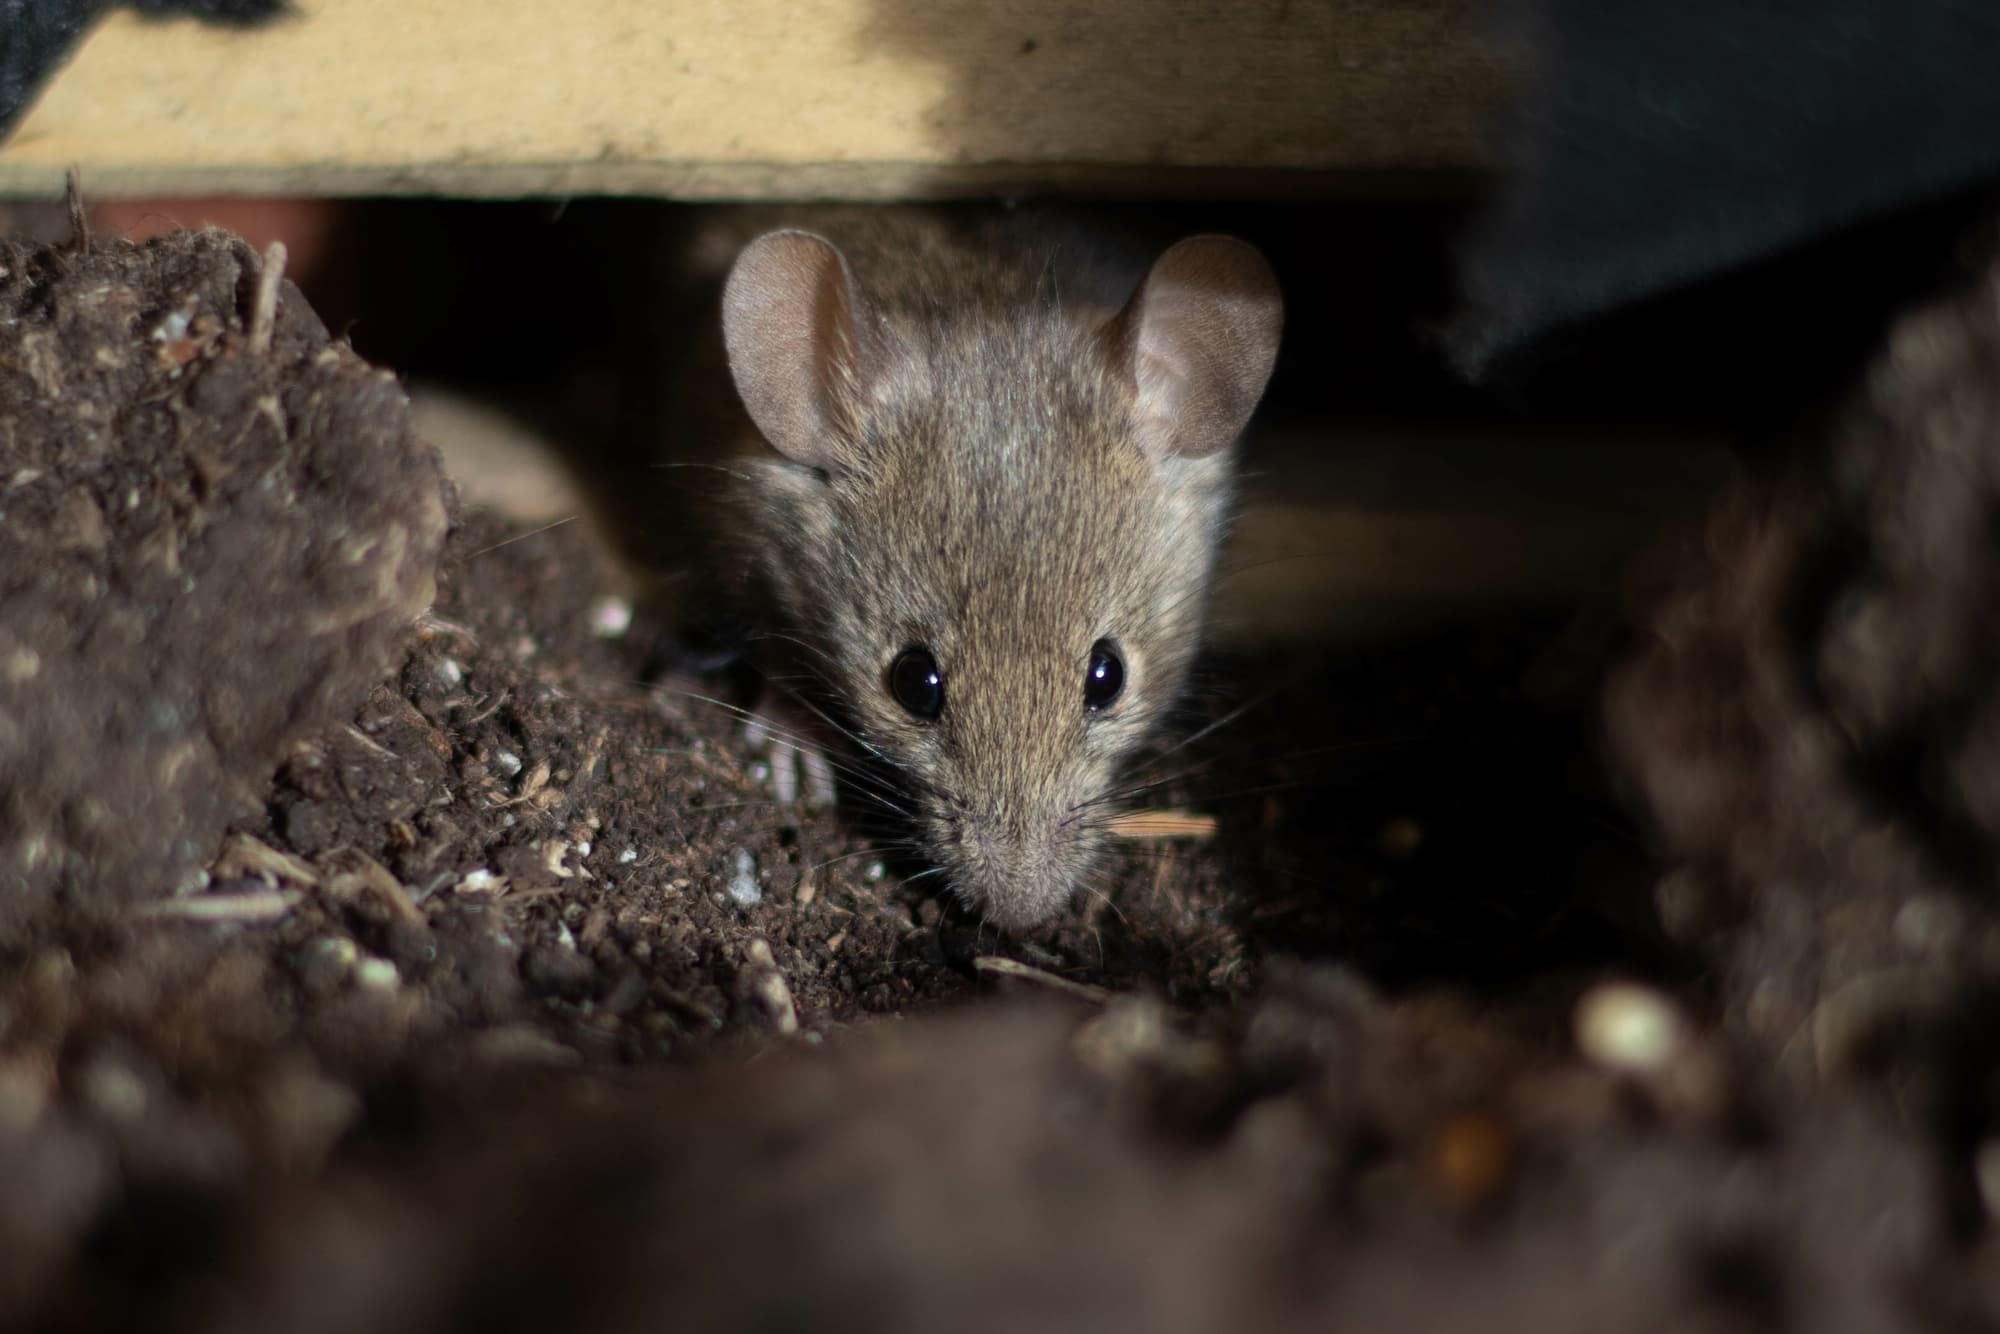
top-left (0, 0), bottom-right (1506, 199)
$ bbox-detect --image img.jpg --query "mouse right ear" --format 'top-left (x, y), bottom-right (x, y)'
top-left (722, 230), bottom-right (883, 471)
top-left (1100, 236), bottom-right (1283, 460)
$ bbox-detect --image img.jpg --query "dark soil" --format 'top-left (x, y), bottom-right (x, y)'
top-left (0, 225), bottom-right (1996, 1333)
top-left (0, 226), bottom-right (447, 945)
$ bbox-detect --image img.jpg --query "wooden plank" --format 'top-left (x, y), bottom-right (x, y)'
top-left (0, 0), bottom-right (1507, 201)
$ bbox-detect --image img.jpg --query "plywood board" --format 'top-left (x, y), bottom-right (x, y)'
top-left (0, 0), bottom-right (1506, 200)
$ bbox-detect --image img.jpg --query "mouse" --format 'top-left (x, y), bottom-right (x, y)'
top-left (655, 207), bottom-right (1282, 930)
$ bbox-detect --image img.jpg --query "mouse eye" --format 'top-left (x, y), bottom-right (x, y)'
top-left (888, 646), bottom-right (945, 721)
top-left (1084, 639), bottom-right (1124, 712)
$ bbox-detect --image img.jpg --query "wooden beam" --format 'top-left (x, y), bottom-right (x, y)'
top-left (0, 0), bottom-right (1507, 201)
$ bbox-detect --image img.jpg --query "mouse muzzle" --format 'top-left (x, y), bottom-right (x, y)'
top-left (934, 804), bottom-right (1108, 932)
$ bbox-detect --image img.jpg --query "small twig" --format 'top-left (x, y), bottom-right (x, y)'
top-left (458, 691), bottom-right (509, 727)
top-left (1106, 809), bottom-right (1218, 839)
top-left (211, 831), bottom-right (320, 887)
top-left (741, 937), bottom-right (799, 1034)
top-left (325, 850), bottom-right (426, 928)
top-left (139, 889), bottom-right (300, 922)
top-left (418, 612), bottom-right (480, 642)
top-left (249, 239), bottom-right (287, 354)
top-left (340, 723), bottom-right (398, 763)
top-left (65, 168), bottom-right (89, 255)
top-left (971, 955), bottom-right (1110, 1003)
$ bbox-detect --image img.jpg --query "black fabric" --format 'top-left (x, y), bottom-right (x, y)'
top-left (1451, 0), bottom-right (2000, 377)
top-left (1, 0), bottom-right (101, 135)
top-left (1, 0), bottom-right (283, 136)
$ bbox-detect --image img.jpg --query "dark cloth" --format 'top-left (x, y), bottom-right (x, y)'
top-left (1451, 0), bottom-right (2000, 377)
top-left (1, 0), bottom-right (283, 136)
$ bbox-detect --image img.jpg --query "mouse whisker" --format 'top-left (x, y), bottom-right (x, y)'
top-left (463, 514), bottom-right (582, 559)
top-left (762, 683), bottom-right (895, 766)
top-left (1104, 732), bottom-right (1434, 811)
top-left (645, 682), bottom-right (874, 774)
top-left (744, 640), bottom-right (852, 688)
top-left (649, 459), bottom-right (768, 486)
top-left (635, 686), bottom-right (924, 819)
top-left (804, 844), bottom-right (898, 875)
top-left (1129, 687), bottom-right (1279, 769)
top-left (1078, 766), bottom-right (1218, 810)
top-left (1072, 873), bottom-right (1130, 934)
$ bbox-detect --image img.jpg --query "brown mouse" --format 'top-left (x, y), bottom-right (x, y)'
top-left (666, 209), bottom-right (1282, 930)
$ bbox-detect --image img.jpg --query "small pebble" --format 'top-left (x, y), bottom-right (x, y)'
top-left (741, 937), bottom-right (798, 1033)
top-left (618, 847), bottom-right (638, 865)
top-left (493, 750), bottom-right (524, 778)
top-left (150, 308), bottom-right (192, 343)
top-left (588, 595), bottom-right (633, 638)
top-left (315, 936), bottom-right (360, 967)
top-left (771, 744), bottom-right (799, 806)
top-left (727, 849), bottom-right (762, 906)
top-left (355, 957), bottom-right (399, 991)
top-left (802, 745), bottom-right (836, 808)
top-left (1575, 981), bottom-right (1685, 1075)
top-left (435, 657), bottom-right (463, 686)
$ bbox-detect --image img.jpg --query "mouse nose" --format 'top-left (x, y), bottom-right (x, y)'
top-left (945, 810), bottom-right (1098, 930)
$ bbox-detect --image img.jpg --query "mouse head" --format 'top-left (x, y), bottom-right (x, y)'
top-left (723, 225), bottom-right (1281, 928)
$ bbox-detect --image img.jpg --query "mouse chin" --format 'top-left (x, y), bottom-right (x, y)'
top-left (932, 814), bottom-right (1106, 932)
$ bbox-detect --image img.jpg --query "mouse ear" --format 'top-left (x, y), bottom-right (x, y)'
top-left (1100, 236), bottom-right (1283, 459)
top-left (723, 230), bottom-right (883, 470)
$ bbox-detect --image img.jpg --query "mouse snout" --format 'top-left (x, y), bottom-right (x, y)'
top-left (937, 805), bottom-right (1103, 931)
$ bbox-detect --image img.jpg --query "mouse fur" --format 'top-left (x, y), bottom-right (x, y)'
top-left (661, 208), bottom-right (1281, 930)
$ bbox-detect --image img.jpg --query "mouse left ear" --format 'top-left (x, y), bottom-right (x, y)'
top-left (723, 229), bottom-right (885, 471)
top-left (1099, 236), bottom-right (1283, 459)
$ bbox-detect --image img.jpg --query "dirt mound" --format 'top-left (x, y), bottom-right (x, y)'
top-left (0, 228), bottom-right (448, 944)
top-left (0, 225), bottom-right (1995, 1332)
